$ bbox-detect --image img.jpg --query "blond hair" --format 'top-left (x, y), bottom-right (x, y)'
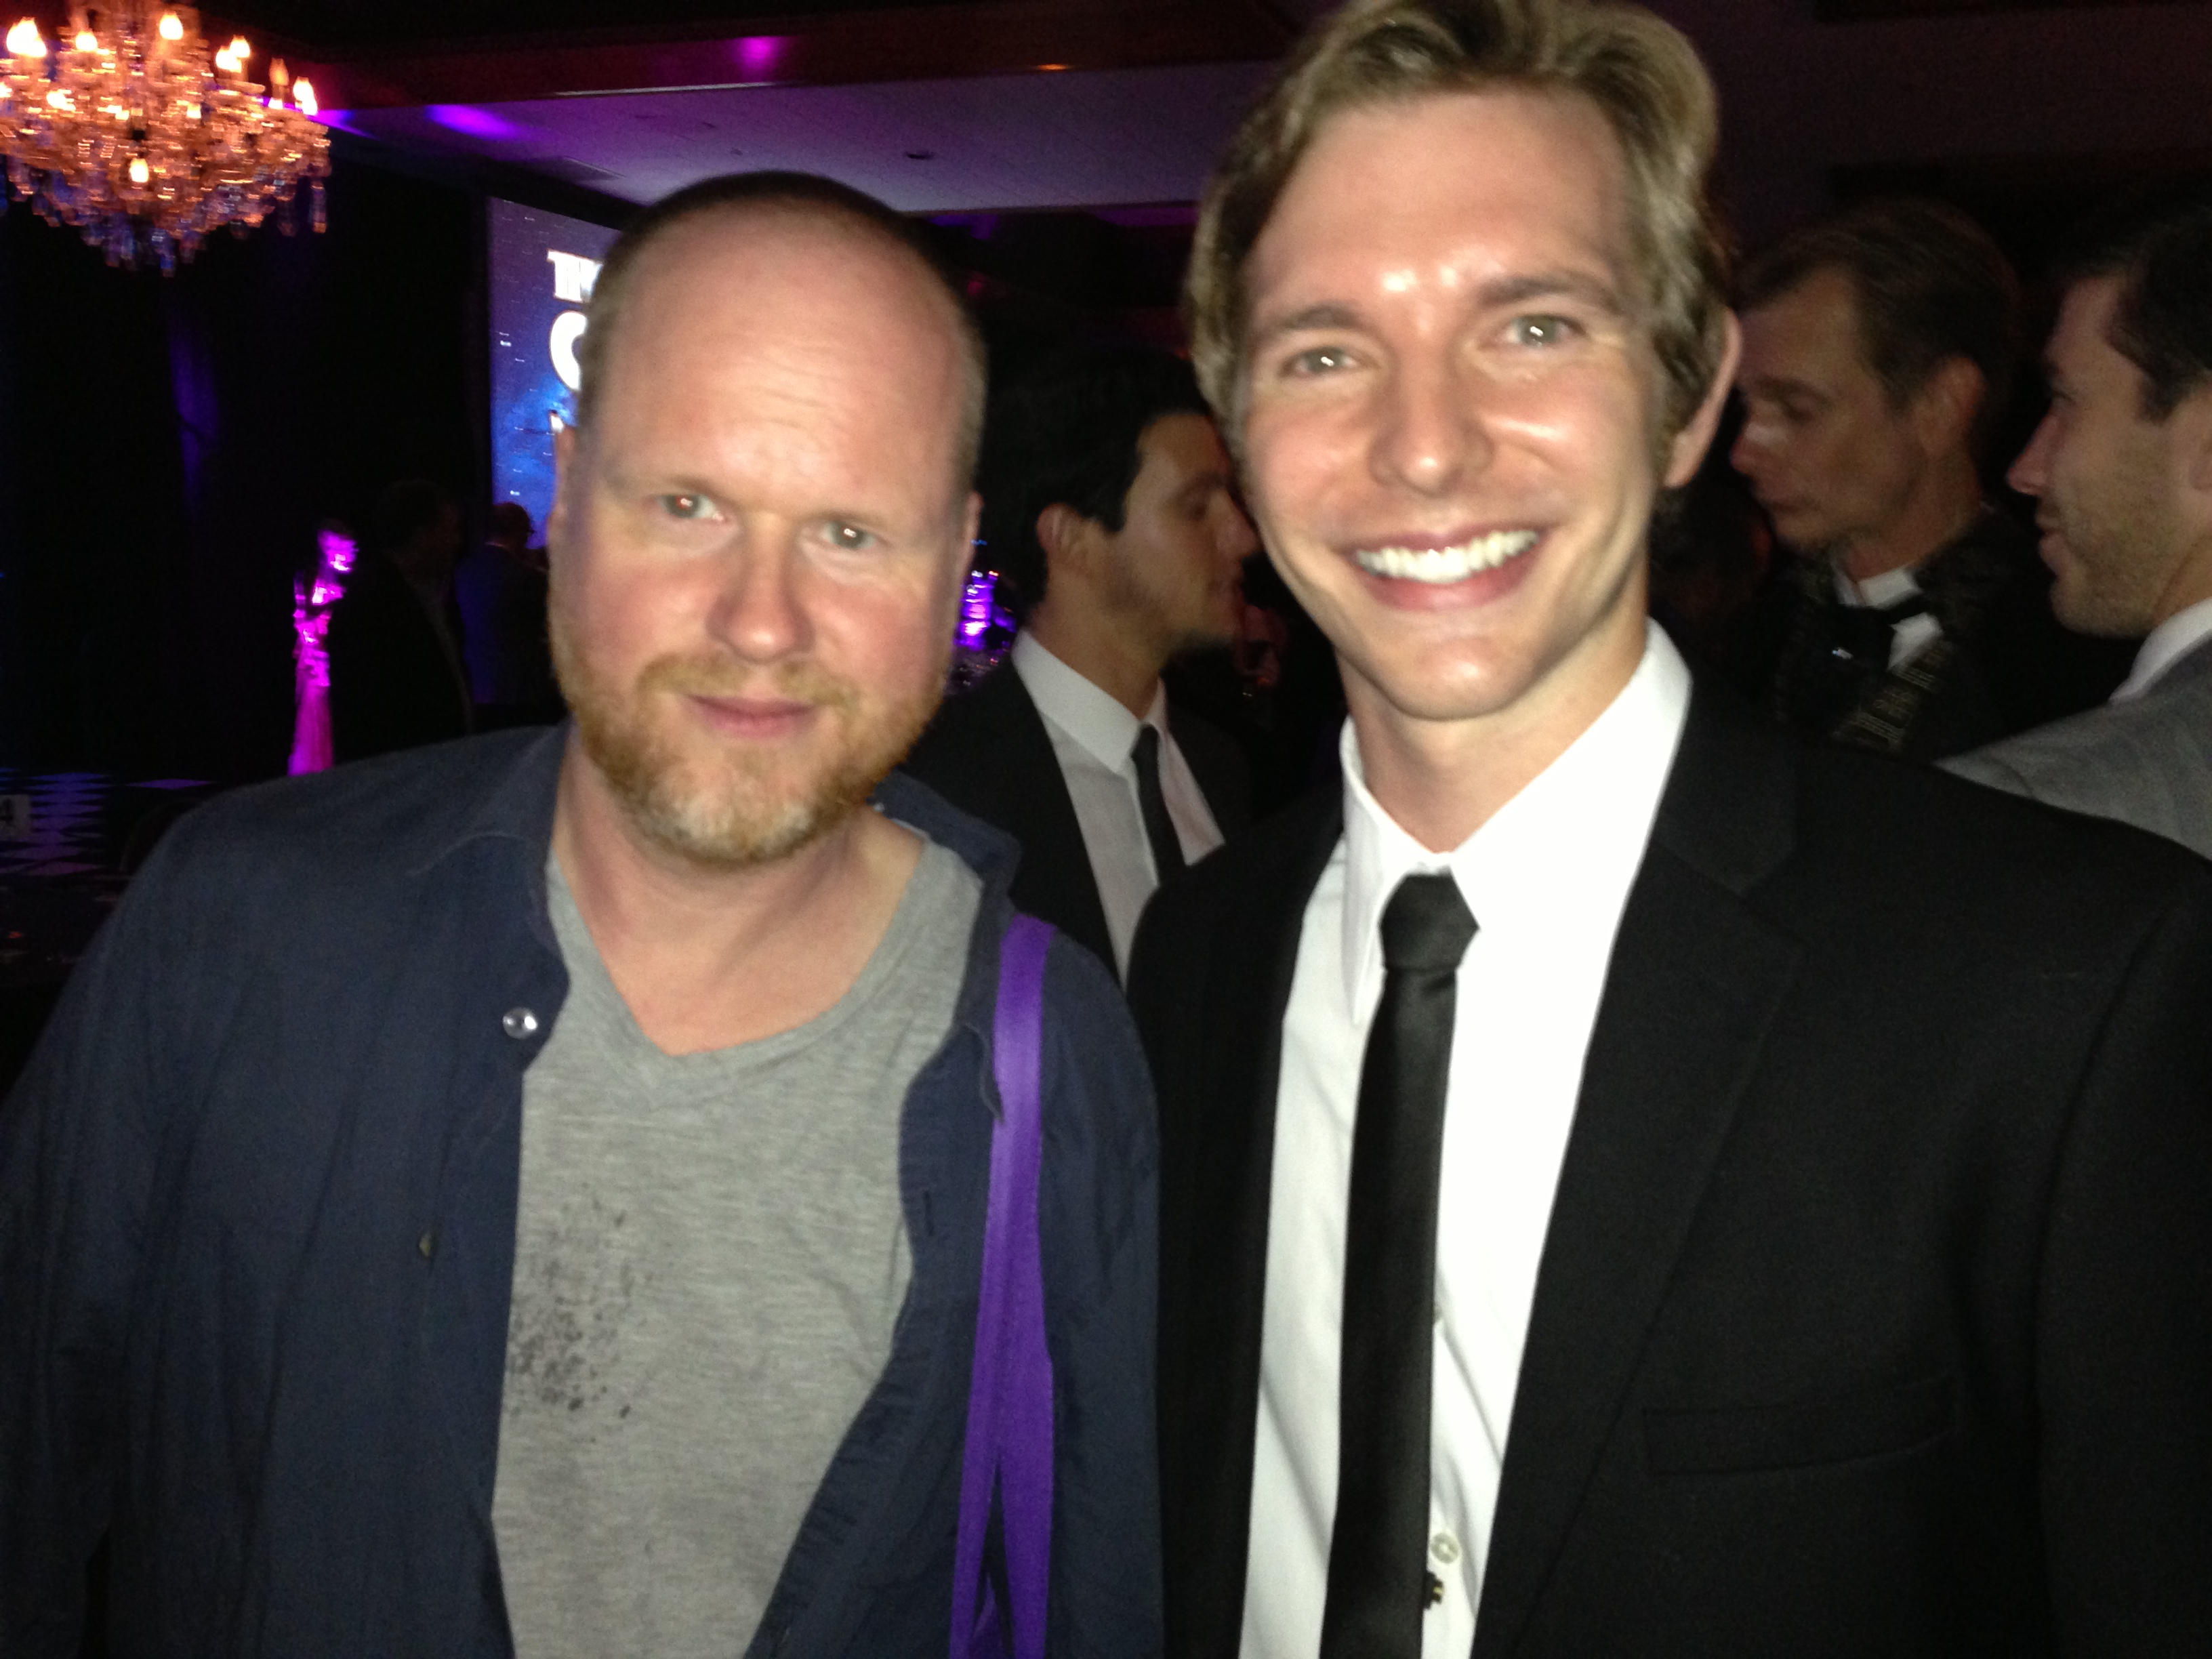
top-left (1187, 0), bottom-right (1728, 443)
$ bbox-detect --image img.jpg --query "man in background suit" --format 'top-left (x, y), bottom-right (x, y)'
top-left (1947, 184), bottom-right (2212, 857)
top-left (327, 478), bottom-right (474, 762)
top-left (1130, 1), bottom-right (2212, 1654)
top-left (1729, 199), bottom-right (2129, 758)
top-left (904, 346), bottom-right (1256, 976)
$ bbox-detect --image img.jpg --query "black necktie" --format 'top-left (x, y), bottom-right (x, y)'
top-left (1321, 872), bottom-right (1479, 1659)
top-left (1131, 724), bottom-right (1186, 883)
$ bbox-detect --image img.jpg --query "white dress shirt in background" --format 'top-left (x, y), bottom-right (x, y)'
top-left (1010, 631), bottom-right (1225, 977)
top-left (2110, 594), bottom-right (2212, 703)
top-left (1240, 623), bottom-right (1691, 1659)
top-left (1835, 561), bottom-right (1942, 669)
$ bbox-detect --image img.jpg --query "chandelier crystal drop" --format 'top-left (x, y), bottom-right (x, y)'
top-left (1, 5), bottom-right (329, 272)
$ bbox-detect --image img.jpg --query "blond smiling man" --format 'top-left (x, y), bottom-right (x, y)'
top-left (1126, 3), bottom-right (2212, 1655)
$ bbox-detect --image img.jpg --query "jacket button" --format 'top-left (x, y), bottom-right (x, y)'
top-left (418, 1230), bottom-right (436, 1260)
top-left (502, 1007), bottom-right (539, 1040)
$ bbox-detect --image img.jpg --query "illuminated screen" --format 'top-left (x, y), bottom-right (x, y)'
top-left (489, 198), bottom-right (619, 532)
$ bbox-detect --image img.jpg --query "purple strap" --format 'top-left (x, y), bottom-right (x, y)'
top-left (953, 914), bottom-right (1057, 1659)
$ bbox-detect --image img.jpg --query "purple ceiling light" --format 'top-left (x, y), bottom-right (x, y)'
top-left (729, 35), bottom-right (789, 82)
top-left (426, 103), bottom-right (529, 141)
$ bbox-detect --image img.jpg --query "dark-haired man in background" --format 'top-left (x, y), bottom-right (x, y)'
top-left (1732, 197), bottom-right (2128, 756)
top-left (1948, 183), bottom-right (2212, 856)
top-left (328, 476), bottom-right (475, 762)
top-left (1, 173), bottom-right (1160, 1658)
top-left (905, 345), bottom-right (1256, 977)
top-left (455, 499), bottom-right (561, 729)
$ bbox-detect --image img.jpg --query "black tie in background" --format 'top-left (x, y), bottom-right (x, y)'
top-left (1321, 872), bottom-right (1479, 1659)
top-left (1132, 725), bottom-right (1187, 882)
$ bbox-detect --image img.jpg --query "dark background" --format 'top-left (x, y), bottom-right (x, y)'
top-left (5, 0), bottom-right (2212, 783)
top-left (0, 153), bottom-right (491, 781)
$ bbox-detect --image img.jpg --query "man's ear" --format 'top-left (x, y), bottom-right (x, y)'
top-left (2175, 384), bottom-right (2212, 496)
top-left (546, 422), bottom-right (581, 560)
top-left (1664, 311), bottom-right (1742, 489)
top-left (1912, 356), bottom-right (1985, 459)
top-left (1035, 502), bottom-right (1095, 583)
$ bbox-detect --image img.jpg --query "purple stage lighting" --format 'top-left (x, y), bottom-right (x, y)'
top-left (289, 527), bottom-right (357, 777)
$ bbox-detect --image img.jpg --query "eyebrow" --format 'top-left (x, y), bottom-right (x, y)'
top-left (1740, 373), bottom-right (1826, 402)
top-left (1250, 302), bottom-right (1364, 352)
top-left (1477, 270), bottom-right (1626, 314)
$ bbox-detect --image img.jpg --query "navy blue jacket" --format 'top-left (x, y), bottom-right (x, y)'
top-left (0, 726), bottom-right (1162, 1658)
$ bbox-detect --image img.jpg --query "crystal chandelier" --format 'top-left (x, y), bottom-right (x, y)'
top-left (1, 5), bottom-right (328, 271)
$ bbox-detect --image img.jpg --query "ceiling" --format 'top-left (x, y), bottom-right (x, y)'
top-left (331, 60), bottom-right (1280, 211)
top-left (175, 0), bottom-right (2212, 236)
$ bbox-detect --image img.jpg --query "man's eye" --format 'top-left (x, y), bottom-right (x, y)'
top-left (1286, 346), bottom-right (1352, 377)
top-left (657, 493), bottom-right (716, 520)
top-left (824, 522), bottom-right (877, 551)
top-left (1507, 314), bottom-right (1577, 348)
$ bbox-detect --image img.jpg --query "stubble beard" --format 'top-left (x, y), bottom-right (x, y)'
top-left (550, 595), bottom-right (944, 869)
top-left (1105, 550), bottom-right (1240, 668)
top-left (2049, 490), bottom-right (2184, 639)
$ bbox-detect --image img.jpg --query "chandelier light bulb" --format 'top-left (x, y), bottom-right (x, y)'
top-left (74, 29), bottom-right (95, 50)
top-left (5, 18), bottom-right (46, 56)
top-left (157, 12), bottom-right (184, 41)
top-left (293, 79), bottom-right (316, 117)
top-left (226, 35), bottom-right (249, 60)
top-left (129, 156), bottom-right (150, 184)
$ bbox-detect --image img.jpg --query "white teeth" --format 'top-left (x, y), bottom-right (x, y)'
top-left (1354, 529), bottom-right (1538, 583)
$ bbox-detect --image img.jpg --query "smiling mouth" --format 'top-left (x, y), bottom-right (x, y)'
top-left (1353, 529), bottom-right (1540, 584)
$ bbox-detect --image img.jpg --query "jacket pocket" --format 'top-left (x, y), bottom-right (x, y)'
top-left (1643, 1372), bottom-right (1954, 1475)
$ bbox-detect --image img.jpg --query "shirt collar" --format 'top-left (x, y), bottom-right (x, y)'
top-left (2112, 594), bottom-right (2212, 703)
top-left (1835, 562), bottom-right (1921, 609)
top-left (1011, 630), bottom-right (1166, 767)
top-left (1338, 621), bottom-right (1692, 1012)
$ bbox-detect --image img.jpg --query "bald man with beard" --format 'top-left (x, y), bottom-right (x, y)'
top-left (0, 173), bottom-right (1160, 1659)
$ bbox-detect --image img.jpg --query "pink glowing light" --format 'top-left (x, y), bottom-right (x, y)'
top-left (289, 527), bottom-right (356, 775)
top-left (959, 569), bottom-right (1008, 647)
top-left (730, 35), bottom-right (788, 80)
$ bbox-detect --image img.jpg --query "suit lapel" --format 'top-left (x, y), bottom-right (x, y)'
top-left (1473, 689), bottom-right (1805, 1658)
top-left (984, 668), bottom-right (1118, 968)
top-left (1161, 787), bottom-right (1342, 1659)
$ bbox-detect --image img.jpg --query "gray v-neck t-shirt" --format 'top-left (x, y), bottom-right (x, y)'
top-left (491, 835), bottom-right (981, 1658)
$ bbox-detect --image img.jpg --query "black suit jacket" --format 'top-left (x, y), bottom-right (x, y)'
top-left (327, 551), bottom-right (474, 764)
top-left (901, 660), bottom-right (1252, 972)
top-left (1128, 682), bottom-right (2212, 1657)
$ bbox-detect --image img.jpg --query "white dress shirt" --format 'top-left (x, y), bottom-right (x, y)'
top-left (1240, 623), bottom-right (1692, 1659)
top-left (1835, 562), bottom-right (1942, 669)
top-left (2111, 594), bottom-right (2212, 703)
top-left (1010, 631), bottom-right (1225, 978)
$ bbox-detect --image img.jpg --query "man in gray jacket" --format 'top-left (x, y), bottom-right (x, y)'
top-left (1946, 184), bottom-right (2212, 856)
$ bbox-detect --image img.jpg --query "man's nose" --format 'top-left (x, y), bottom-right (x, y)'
top-left (2008, 412), bottom-right (2055, 499)
top-left (706, 529), bottom-right (811, 663)
top-left (1728, 413), bottom-right (1769, 480)
top-left (1370, 358), bottom-right (1491, 496)
top-left (1216, 494), bottom-right (1260, 563)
